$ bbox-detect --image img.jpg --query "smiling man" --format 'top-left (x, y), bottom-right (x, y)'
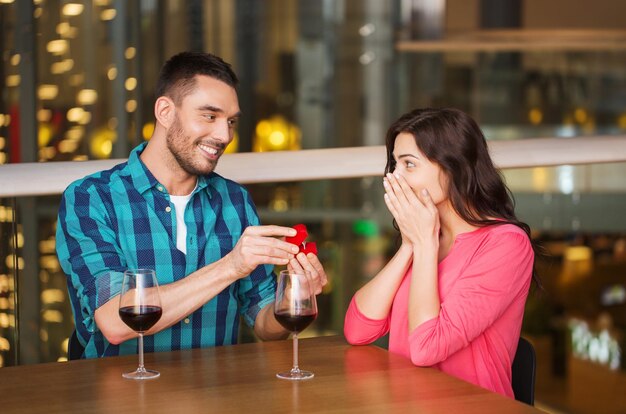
top-left (56, 52), bottom-right (327, 358)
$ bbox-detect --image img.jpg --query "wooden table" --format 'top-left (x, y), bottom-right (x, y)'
top-left (0, 336), bottom-right (541, 413)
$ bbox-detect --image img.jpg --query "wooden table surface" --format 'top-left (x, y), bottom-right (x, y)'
top-left (0, 335), bottom-right (542, 413)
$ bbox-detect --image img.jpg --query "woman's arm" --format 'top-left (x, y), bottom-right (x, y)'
top-left (382, 172), bottom-right (441, 332)
top-left (408, 244), bottom-right (440, 331)
top-left (343, 244), bottom-right (412, 344)
top-left (354, 243), bottom-right (413, 319)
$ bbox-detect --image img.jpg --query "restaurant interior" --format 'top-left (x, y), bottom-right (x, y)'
top-left (1, 1), bottom-right (626, 413)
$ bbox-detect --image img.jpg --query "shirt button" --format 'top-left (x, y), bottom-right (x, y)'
top-left (157, 185), bottom-right (164, 192)
top-left (184, 318), bottom-right (190, 324)
top-left (165, 206), bottom-right (172, 213)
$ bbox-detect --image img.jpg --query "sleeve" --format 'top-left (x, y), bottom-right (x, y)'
top-left (56, 184), bottom-right (127, 334)
top-left (344, 296), bottom-right (391, 345)
top-left (236, 189), bottom-right (276, 327)
top-left (408, 231), bottom-right (533, 366)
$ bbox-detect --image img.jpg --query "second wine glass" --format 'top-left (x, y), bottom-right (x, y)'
top-left (274, 269), bottom-right (318, 380)
top-left (119, 269), bottom-right (162, 380)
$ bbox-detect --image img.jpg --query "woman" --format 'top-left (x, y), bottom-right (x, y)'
top-left (344, 108), bottom-right (536, 398)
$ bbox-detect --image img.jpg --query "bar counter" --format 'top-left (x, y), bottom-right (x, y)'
top-left (0, 335), bottom-right (542, 413)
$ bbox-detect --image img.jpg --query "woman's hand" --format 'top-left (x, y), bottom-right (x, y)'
top-left (383, 172), bottom-right (440, 249)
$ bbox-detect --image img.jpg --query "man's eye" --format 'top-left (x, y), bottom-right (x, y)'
top-left (205, 114), bottom-right (216, 121)
top-left (228, 118), bottom-right (238, 127)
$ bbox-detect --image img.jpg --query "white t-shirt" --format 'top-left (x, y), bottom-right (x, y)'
top-left (170, 192), bottom-right (193, 254)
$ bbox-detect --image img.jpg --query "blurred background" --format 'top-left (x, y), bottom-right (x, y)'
top-left (1, 1), bottom-right (626, 413)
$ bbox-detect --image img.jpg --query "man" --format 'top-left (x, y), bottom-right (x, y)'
top-left (56, 52), bottom-right (327, 358)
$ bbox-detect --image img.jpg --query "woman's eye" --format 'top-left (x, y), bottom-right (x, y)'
top-left (406, 161), bottom-right (415, 168)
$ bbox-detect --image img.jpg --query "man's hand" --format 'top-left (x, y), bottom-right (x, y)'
top-left (288, 253), bottom-right (328, 295)
top-left (227, 225), bottom-right (300, 279)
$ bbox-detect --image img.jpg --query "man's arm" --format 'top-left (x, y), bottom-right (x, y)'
top-left (254, 304), bottom-right (290, 341)
top-left (94, 225), bottom-right (300, 344)
top-left (96, 254), bottom-right (238, 344)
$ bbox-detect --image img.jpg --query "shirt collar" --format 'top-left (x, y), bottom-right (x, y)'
top-left (127, 142), bottom-right (211, 196)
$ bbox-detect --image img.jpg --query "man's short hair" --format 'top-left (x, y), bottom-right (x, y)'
top-left (156, 51), bottom-right (239, 105)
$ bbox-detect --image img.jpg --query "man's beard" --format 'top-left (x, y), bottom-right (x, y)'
top-left (165, 117), bottom-right (225, 176)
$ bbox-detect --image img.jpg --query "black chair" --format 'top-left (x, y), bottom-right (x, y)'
top-left (512, 336), bottom-right (536, 405)
top-left (68, 330), bottom-right (85, 360)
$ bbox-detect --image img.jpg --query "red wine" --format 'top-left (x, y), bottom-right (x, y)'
top-left (119, 305), bottom-right (162, 332)
top-left (274, 312), bottom-right (317, 333)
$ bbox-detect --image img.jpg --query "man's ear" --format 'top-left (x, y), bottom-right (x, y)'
top-left (155, 96), bottom-right (175, 128)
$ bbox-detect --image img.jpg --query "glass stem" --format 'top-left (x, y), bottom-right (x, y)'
top-left (292, 333), bottom-right (299, 372)
top-left (138, 333), bottom-right (145, 371)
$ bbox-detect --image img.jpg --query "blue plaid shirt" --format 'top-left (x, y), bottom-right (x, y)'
top-left (56, 142), bottom-right (276, 358)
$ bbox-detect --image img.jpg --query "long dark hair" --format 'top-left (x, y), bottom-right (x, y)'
top-left (384, 107), bottom-right (540, 287)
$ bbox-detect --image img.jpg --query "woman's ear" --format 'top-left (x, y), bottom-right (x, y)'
top-left (154, 96), bottom-right (175, 128)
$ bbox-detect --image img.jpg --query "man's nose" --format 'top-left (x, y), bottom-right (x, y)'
top-left (213, 120), bottom-right (232, 143)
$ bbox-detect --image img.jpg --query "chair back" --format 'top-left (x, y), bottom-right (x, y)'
top-left (512, 336), bottom-right (536, 405)
top-left (68, 329), bottom-right (85, 360)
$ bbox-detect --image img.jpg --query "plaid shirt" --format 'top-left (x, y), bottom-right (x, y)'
top-left (56, 142), bottom-right (275, 358)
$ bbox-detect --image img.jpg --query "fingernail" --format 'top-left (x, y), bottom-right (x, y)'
top-left (421, 188), bottom-right (428, 196)
top-left (383, 180), bottom-right (388, 187)
top-left (394, 173), bottom-right (400, 179)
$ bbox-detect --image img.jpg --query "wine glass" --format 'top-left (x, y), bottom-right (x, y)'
top-left (274, 269), bottom-right (318, 380)
top-left (118, 269), bottom-right (163, 380)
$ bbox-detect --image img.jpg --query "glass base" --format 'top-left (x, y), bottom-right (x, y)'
top-left (122, 367), bottom-right (160, 380)
top-left (276, 368), bottom-right (314, 381)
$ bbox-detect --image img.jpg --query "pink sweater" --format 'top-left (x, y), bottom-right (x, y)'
top-left (344, 224), bottom-right (534, 398)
